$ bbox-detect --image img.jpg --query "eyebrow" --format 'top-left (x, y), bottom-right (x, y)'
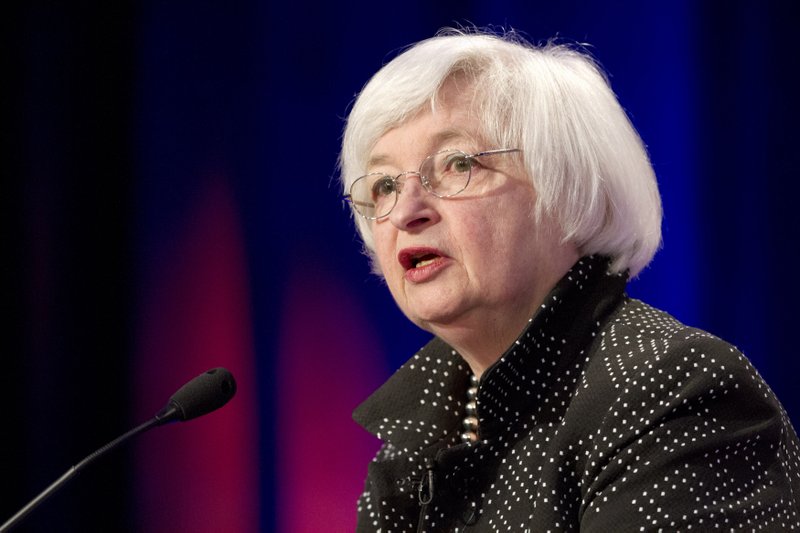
top-left (366, 128), bottom-right (477, 170)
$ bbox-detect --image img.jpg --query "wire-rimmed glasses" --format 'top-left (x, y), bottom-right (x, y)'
top-left (344, 148), bottom-right (521, 220)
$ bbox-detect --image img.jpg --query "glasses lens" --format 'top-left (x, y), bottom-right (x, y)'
top-left (422, 150), bottom-right (472, 197)
top-left (350, 173), bottom-right (397, 219)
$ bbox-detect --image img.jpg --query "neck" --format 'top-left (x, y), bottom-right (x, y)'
top-left (429, 306), bottom-right (535, 378)
top-left (428, 250), bottom-right (580, 378)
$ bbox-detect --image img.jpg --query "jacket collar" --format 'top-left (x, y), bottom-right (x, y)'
top-left (353, 256), bottom-right (627, 449)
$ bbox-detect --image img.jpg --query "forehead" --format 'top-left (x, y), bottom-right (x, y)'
top-left (367, 98), bottom-right (483, 169)
top-left (368, 128), bottom-right (478, 168)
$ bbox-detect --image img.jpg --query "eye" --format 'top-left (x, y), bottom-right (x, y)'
top-left (370, 175), bottom-right (396, 200)
top-left (443, 153), bottom-right (475, 174)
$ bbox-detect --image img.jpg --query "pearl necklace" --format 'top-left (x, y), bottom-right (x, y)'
top-left (461, 374), bottom-right (480, 443)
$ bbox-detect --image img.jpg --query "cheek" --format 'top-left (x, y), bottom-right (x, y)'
top-left (372, 227), bottom-right (398, 275)
top-left (463, 203), bottom-right (538, 275)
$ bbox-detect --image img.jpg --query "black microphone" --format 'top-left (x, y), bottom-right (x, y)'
top-left (0, 367), bottom-right (237, 532)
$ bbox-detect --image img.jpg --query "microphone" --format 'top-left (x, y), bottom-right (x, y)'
top-left (0, 367), bottom-right (237, 532)
top-left (156, 367), bottom-right (237, 423)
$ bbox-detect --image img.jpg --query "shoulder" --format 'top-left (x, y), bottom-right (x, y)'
top-left (595, 298), bottom-right (771, 395)
top-left (572, 298), bottom-right (800, 530)
top-left (580, 297), bottom-right (788, 432)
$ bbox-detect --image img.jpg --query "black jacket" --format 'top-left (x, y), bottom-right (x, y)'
top-left (354, 256), bottom-right (800, 532)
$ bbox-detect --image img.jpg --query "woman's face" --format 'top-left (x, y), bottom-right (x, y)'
top-left (368, 84), bottom-right (579, 350)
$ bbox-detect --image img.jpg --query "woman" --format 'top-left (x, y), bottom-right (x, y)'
top-left (340, 30), bottom-right (800, 532)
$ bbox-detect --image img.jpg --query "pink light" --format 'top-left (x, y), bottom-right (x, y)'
top-left (276, 261), bottom-right (386, 532)
top-left (133, 176), bottom-right (259, 532)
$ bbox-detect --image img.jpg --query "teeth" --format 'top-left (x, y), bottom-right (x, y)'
top-left (415, 258), bottom-right (436, 268)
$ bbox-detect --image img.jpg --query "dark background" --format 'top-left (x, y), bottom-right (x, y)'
top-left (4, 1), bottom-right (799, 531)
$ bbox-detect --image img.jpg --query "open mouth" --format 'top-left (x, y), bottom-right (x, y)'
top-left (398, 248), bottom-right (446, 271)
top-left (412, 254), bottom-right (438, 269)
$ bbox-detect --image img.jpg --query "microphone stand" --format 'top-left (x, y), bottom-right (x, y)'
top-left (0, 367), bottom-right (234, 532)
top-left (0, 411), bottom-right (174, 532)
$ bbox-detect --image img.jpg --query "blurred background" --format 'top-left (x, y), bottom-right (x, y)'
top-left (3, 1), bottom-right (799, 531)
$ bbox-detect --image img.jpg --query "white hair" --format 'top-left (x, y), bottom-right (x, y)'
top-left (339, 29), bottom-right (662, 277)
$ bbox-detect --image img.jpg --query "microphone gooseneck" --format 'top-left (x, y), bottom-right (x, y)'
top-left (0, 367), bottom-right (237, 533)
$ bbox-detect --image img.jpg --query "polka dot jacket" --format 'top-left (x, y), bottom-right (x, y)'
top-left (353, 256), bottom-right (800, 532)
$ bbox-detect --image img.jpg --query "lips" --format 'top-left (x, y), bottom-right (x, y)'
top-left (398, 247), bottom-right (444, 269)
top-left (398, 247), bottom-right (450, 282)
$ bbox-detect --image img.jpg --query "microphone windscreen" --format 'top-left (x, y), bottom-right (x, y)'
top-left (168, 367), bottom-right (237, 421)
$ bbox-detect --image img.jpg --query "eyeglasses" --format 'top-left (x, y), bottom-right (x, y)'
top-left (344, 148), bottom-right (521, 220)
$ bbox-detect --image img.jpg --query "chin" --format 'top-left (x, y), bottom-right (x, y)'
top-left (404, 302), bottom-right (467, 331)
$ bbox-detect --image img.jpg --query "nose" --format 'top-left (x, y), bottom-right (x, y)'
top-left (388, 172), bottom-right (441, 231)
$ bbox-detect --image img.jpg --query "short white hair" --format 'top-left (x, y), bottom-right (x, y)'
top-left (339, 29), bottom-right (662, 277)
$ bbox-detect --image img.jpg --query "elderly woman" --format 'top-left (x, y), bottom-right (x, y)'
top-left (340, 30), bottom-right (800, 532)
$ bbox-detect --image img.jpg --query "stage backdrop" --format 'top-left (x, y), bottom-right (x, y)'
top-left (4, 1), bottom-right (799, 531)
